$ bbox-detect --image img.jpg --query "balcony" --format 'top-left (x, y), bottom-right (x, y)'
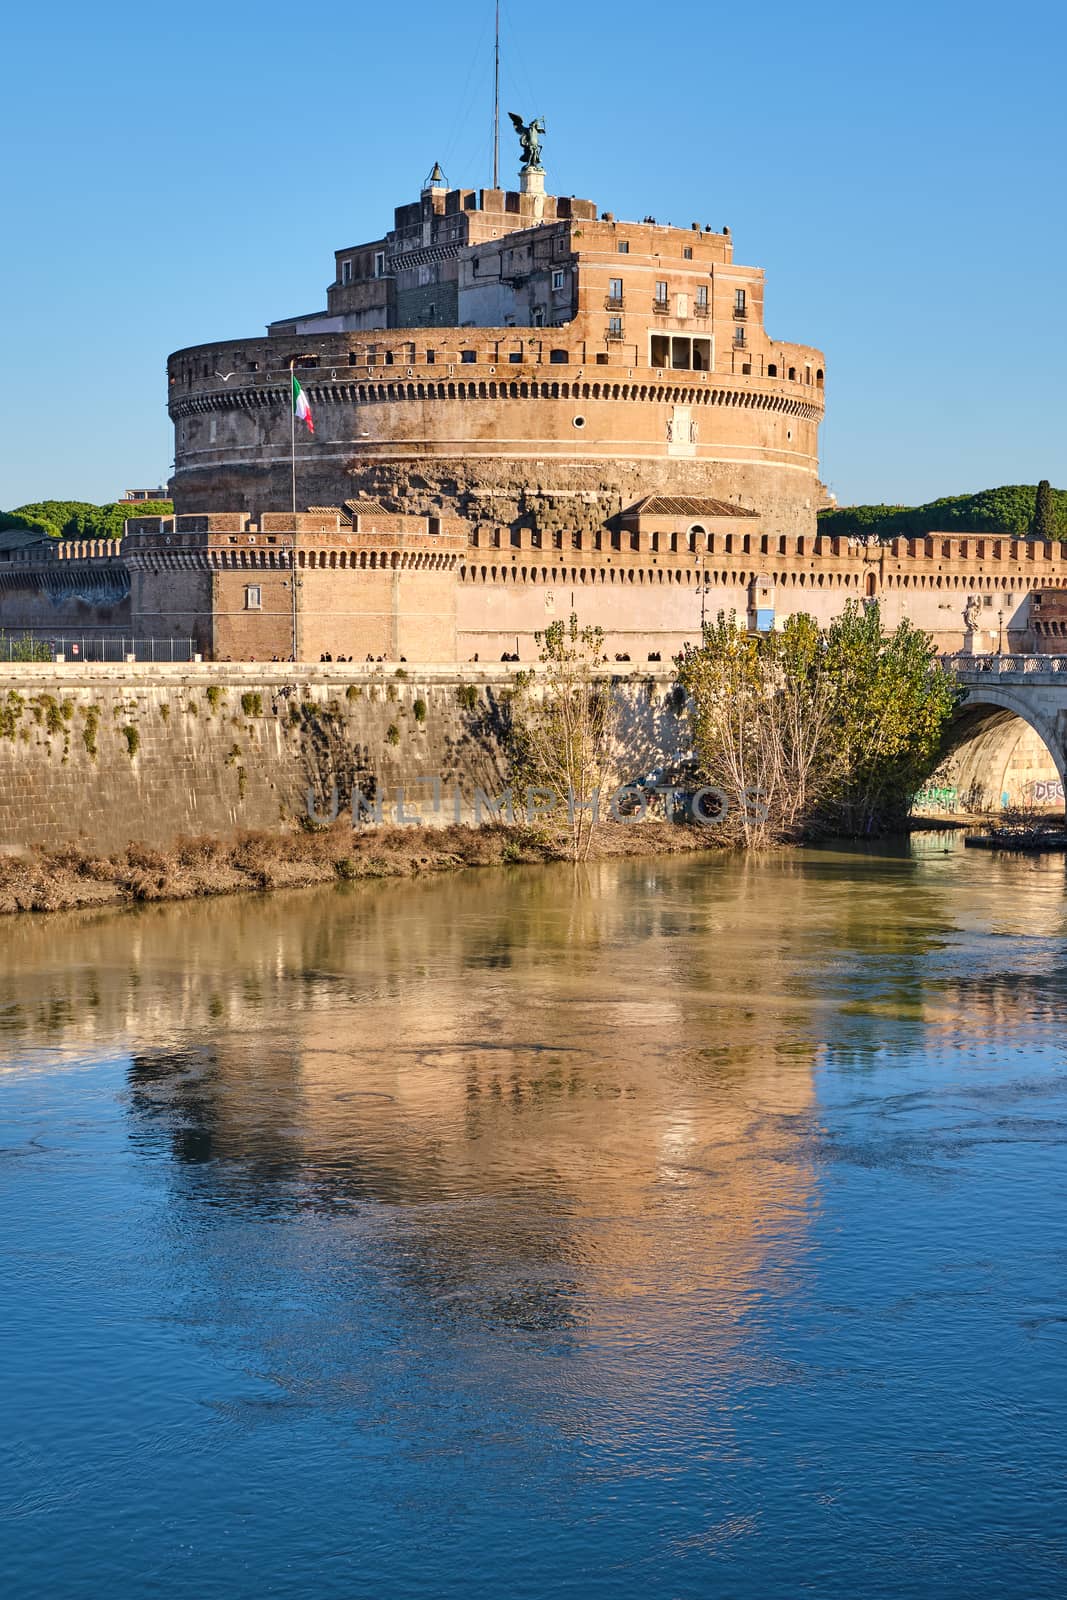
top-left (733, 303), bottom-right (748, 319)
top-left (692, 301), bottom-right (710, 317)
top-left (605, 326), bottom-right (625, 342)
top-left (733, 332), bottom-right (746, 348)
top-left (604, 294), bottom-right (624, 311)
top-left (652, 298), bottom-right (670, 315)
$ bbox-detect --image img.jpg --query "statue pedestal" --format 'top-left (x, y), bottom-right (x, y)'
top-left (520, 167), bottom-right (546, 220)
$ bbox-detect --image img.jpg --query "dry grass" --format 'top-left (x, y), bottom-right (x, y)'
top-left (0, 818), bottom-right (725, 917)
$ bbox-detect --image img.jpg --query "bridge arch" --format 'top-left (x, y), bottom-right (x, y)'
top-left (935, 683), bottom-right (1066, 813)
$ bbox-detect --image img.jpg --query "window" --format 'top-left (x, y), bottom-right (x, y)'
top-left (608, 315), bottom-right (623, 337)
top-left (509, 351), bottom-right (523, 363)
top-left (608, 277), bottom-right (623, 303)
top-left (373, 250), bottom-right (386, 277)
top-left (617, 240), bottom-right (629, 254)
top-left (549, 348), bottom-right (569, 364)
top-left (341, 260), bottom-right (353, 285)
top-left (244, 585), bottom-right (262, 610)
top-left (426, 349), bottom-right (436, 364)
top-left (551, 269), bottom-right (565, 292)
top-left (734, 327), bottom-right (746, 347)
top-left (654, 280), bottom-right (669, 304)
top-left (696, 284), bottom-right (709, 308)
top-left (734, 288), bottom-right (747, 312)
top-left (460, 349), bottom-right (477, 364)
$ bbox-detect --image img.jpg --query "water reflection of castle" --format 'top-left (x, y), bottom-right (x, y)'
top-left (6, 852), bottom-right (1063, 1335)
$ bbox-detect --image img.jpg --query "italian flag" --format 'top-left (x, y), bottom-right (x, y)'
top-left (292, 373), bottom-right (314, 434)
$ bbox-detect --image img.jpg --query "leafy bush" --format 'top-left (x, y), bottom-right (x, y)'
top-left (240, 692), bottom-right (263, 718)
top-left (456, 684), bottom-right (479, 711)
top-left (412, 697), bottom-right (428, 724)
top-left (82, 705), bottom-right (100, 757)
top-left (0, 632), bottom-right (51, 662)
top-left (122, 725), bottom-right (140, 758)
top-left (386, 723), bottom-right (401, 746)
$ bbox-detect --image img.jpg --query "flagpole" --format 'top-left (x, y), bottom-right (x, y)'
top-left (289, 357), bottom-right (297, 518)
top-left (493, 2), bottom-right (500, 189)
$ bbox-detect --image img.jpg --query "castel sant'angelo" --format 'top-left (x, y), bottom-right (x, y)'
top-left (168, 134), bottom-right (826, 540)
top-left (4, 121), bottom-right (1065, 663)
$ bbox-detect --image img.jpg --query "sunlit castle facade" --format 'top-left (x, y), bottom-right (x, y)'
top-left (167, 141), bottom-right (827, 546)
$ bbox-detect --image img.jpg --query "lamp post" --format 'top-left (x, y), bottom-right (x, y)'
top-left (282, 537), bottom-right (302, 662)
top-left (695, 554), bottom-right (710, 636)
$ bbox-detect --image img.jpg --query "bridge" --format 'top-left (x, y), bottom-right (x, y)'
top-left (938, 655), bottom-right (1067, 813)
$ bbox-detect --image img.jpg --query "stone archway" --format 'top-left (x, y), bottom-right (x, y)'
top-left (928, 687), bottom-right (1066, 815)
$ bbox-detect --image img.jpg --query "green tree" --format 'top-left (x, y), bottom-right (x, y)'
top-left (818, 603), bottom-right (961, 835)
top-left (515, 614), bottom-right (615, 861)
top-left (1, 499), bottom-right (173, 541)
top-left (677, 602), bottom-right (961, 843)
top-left (819, 484), bottom-right (1067, 542)
top-left (677, 612), bottom-right (833, 846)
top-left (1032, 479), bottom-right (1056, 540)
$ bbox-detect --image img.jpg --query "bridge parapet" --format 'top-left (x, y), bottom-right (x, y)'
top-left (945, 653), bottom-right (1067, 685)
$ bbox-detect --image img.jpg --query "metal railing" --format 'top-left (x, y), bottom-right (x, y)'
top-left (944, 653), bottom-right (1067, 677)
top-left (733, 304), bottom-right (748, 319)
top-left (0, 636), bottom-right (198, 663)
top-left (604, 294), bottom-right (624, 310)
top-left (652, 298), bottom-right (670, 314)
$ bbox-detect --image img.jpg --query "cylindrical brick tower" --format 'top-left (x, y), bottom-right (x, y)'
top-left (169, 179), bottom-right (825, 540)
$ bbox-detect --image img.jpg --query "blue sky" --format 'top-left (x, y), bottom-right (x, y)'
top-left (2, 0), bottom-right (1064, 509)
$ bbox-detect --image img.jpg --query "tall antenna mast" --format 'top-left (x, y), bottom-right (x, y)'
top-left (493, 2), bottom-right (501, 188)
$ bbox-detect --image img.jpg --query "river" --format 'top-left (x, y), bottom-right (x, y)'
top-left (1, 837), bottom-right (1065, 1597)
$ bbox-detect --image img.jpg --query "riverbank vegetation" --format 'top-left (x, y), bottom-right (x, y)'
top-left (509, 615), bottom-right (616, 861)
top-left (675, 603), bottom-right (961, 846)
top-left (0, 818), bottom-right (723, 917)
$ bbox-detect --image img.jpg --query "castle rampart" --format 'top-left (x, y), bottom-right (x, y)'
top-left (4, 514), bottom-right (1066, 662)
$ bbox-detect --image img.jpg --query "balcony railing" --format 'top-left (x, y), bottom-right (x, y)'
top-left (652, 298), bottom-right (670, 314)
top-left (733, 304), bottom-right (748, 319)
top-left (733, 332), bottom-right (746, 347)
top-left (692, 301), bottom-right (710, 317)
top-left (605, 326), bottom-right (625, 342)
top-left (604, 294), bottom-right (624, 310)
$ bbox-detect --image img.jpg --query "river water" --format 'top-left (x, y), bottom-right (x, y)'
top-left (1, 837), bottom-right (1065, 1598)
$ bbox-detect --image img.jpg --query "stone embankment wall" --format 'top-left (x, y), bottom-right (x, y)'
top-left (0, 664), bottom-right (684, 855)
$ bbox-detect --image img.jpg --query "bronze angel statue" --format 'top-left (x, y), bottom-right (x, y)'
top-left (508, 112), bottom-right (546, 171)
